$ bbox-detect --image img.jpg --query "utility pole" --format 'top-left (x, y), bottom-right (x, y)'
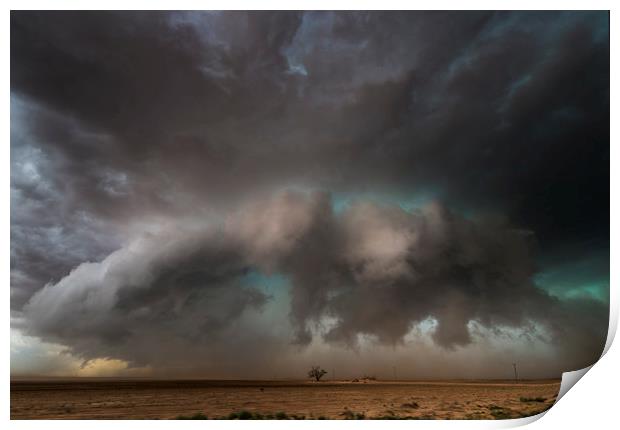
top-left (512, 363), bottom-right (518, 383)
top-left (333, 368), bottom-right (335, 381)
top-left (393, 366), bottom-right (397, 381)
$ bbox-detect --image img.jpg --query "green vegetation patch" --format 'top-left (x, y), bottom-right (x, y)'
top-left (487, 405), bottom-right (515, 420)
top-left (340, 409), bottom-right (366, 419)
top-left (520, 397), bottom-right (547, 403)
top-left (176, 412), bottom-right (208, 420)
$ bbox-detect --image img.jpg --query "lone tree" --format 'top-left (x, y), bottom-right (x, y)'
top-left (308, 366), bottom-right (328, 382)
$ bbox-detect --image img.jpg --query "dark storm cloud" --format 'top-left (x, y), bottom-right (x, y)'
top-left (21, 191), bottom-right (607, 373)
top-left (22, 226), bottom-right (271, 369)
top-left (10, 11), bottom-right (608, 240)
top-left (11, 11), bottom-right (609, 376)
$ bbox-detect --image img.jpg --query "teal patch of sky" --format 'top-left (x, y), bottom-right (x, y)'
top-left (280, 183), bottom-right (487, 222)
top-left (238, 270), bottom-right (294, 335)
top-left (535, 254), bottom-right (609, 303)
top-left (240, 270), bottom-right (291, 310)
top-left (331, 188), bottom-right (441, 214)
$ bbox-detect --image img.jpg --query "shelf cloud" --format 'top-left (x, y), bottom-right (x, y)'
top-left (11, 11), bottom-right (609, 378)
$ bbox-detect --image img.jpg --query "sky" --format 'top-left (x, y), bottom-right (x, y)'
top-left (10, 11), bottom-right (609, 379)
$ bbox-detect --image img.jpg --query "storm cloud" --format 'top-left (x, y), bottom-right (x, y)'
top-left (11, 11), bottom-right (609, 378)
top-left (19, 191), bottom-right (607, 374)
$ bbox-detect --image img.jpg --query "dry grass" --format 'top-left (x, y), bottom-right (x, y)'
top-left (11, 379), bottom-right (560, 420)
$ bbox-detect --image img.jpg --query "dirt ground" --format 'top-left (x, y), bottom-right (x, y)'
top-left (11, 379), bottom-right (560, 420)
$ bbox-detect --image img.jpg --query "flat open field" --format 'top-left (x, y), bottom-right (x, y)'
top-left (11, 379), bottom-right (560, 420)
